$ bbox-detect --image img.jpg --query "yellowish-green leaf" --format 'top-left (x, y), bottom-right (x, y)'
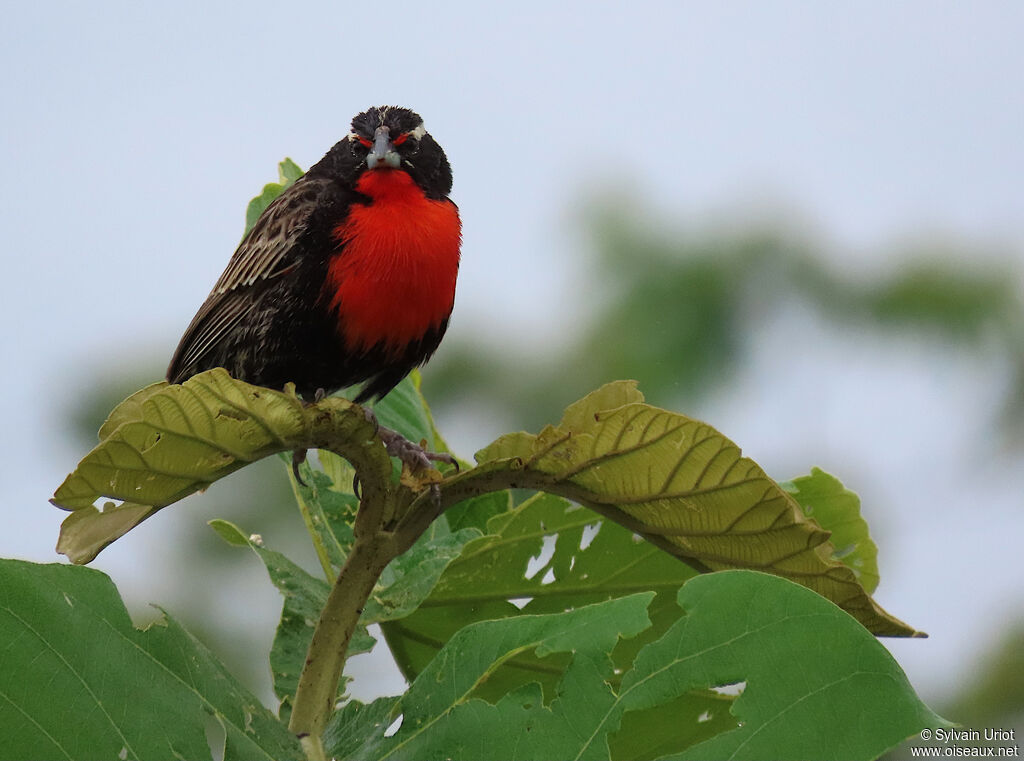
top-left (51, 368), bottom-right (386, 564)
top-left (55, 501), bottom-right (158, 565)
top-left (470, 381), bottom-right (918, 637)
top-left (781, 466), bottom-right (880, 594)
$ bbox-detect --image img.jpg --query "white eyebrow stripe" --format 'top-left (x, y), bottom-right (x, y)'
top-left (410, 122), bottom-right (426, 140)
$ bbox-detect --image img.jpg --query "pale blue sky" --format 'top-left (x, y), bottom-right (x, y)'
top-left (3, 1), bottom-right (1022, 709)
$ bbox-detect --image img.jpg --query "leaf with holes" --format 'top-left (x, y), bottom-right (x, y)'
top-left (382, 492), bottom-right (735, 749)
top-left (384, 494), bottom-right (686, 685)
top-left (620, 571), bottom-right (948, 760)
top-left (329, 571), bottom-right (943, 761)
top-left (456, 381), bottom-right (917, 636)
top-left (325, 593), bottom-right (655, 761)
top-left (0, 559), bottom-right (301, 761)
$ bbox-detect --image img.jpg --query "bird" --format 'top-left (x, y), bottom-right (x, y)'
top-left (166, 105), bottom-right (461, 473)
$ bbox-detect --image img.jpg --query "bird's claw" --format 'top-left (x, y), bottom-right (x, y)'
top-left (292, 449), bottom-right (309, 486)
top-left (378, 425), bottom-right (457, 474)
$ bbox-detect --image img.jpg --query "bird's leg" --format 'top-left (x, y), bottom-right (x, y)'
top-left (291, 388), bottom-right (329, 487)
top-left (359, 407), bottom-right (458, 503)
top-left (377, 425), bottom-right (459, 472)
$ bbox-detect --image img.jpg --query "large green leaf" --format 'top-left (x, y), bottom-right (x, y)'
top-left (622, 571), bottom-right (949, 760)
top-left (0, 559), bottom-right (301, 761)
top-left (384, 494), bottom-right (696, 689)
top-left (382, 492), bottom-right (734, 747)
top-left (327, 572), bottom-right (943, 761)
top-left (325, 593), bottom-right (655, 761)
top-left (462, 381), bottom-right (917, 636)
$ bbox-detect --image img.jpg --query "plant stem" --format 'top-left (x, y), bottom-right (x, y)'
top-left (288, 531), bottom-right (398, 745)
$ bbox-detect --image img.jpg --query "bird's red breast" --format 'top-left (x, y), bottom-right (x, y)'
top-left (327, 169), bottom-right (461, 356)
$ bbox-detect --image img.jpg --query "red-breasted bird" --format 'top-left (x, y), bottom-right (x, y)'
top-left (167, 106), bottom-right (460, 469)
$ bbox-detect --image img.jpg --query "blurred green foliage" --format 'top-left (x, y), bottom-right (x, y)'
top-left (425, 204), bottom-right (1024, 438)
top-left (947, 623), bottom-right (1024, 726)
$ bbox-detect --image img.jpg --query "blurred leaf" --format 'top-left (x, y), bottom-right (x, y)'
top-left (0, 559), bottom-right (301, 761)
top-left (945, 622), bottom-right (1024, 726)
top-left (781, 467), bottom-right (880, 593)
top-left (465, 381), bottom-right (919, 636)
top-left (424, 206), bottom-right (1024, 449)
top-left (864, 261), bottom-right (1019, 341)
top-left (579, 256), bottom-right (739, 400)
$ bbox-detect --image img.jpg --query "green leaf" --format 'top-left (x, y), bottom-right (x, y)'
top-left (329, 572), bottom-right (945, 761)
top-left (243, 159), bottom-right (304, 239)
top-left (211, 512), bottom-right (480, 720)
top-left (209, 519), bottom-right (371, 722)
top-left (465, 381), bottom-right (918, 636)
top-left (367, 372), bottom-right (436, 450)
top-left (51, 368), bottom-right (383, 564)
top-left (383, 493), bottom-right (702, 703)
top-left (277, 157), bottom-right (304, 185)
top-left (364, 521), bottom-right (482, 624)
top-left (621, 571), bottom-right (949, 761)
top-left (55, 500), bottom-right (159, 564)
top-left (0, 559), bottom-right (301, 761)
top-left (781, 467), bottom-right (880, 593)
top-left (444, 490), bottom-right (512, 534)
top-left (608, 692), bottom-right (737, 761)
top-left (285, 461), bottom-right (358, 572)
top-left (325, 593), bottom-right (656, 761)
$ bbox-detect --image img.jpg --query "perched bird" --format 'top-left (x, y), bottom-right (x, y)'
top-left (167, 106), bottom-right (461, 469)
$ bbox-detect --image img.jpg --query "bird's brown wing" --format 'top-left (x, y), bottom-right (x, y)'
top-left (166, 176), bottom-right (332, 382)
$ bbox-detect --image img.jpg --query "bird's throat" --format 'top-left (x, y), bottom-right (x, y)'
top-left (326, 170), bottom-right (461, 356)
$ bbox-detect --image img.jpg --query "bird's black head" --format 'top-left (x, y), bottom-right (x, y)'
top-left (308, 106), bottom-right (453, 200)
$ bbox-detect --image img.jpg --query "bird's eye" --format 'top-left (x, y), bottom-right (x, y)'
top-left (392, 132), bottom-right (410, 146)
top-left (357, 136), bottom-right (373, 148)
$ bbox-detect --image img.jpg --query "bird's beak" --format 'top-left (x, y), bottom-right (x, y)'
top-left (367, 126), bottom-right (401, 169)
